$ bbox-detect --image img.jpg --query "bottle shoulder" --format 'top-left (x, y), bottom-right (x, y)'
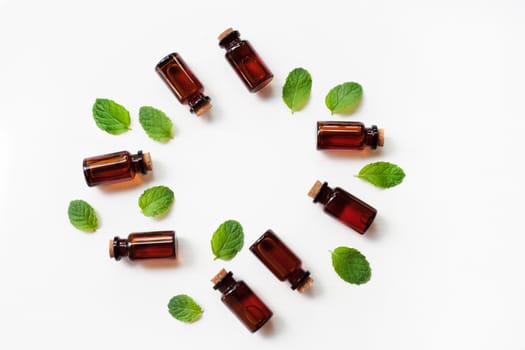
top-left (225, 40), bottom-right (250, 54)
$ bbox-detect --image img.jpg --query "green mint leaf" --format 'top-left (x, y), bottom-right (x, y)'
top-left (282, 67), bottom-right (312, 113)
top-left (331, 247), bottom-right (371, 285)
top-left (67, 199), bottom-right (99, 232)
top-left (139, 106), bottom-right (173, 142)
top-left (138, 185), bottom-right (174, 217)
top-left (325, 82), bottom-right (362, 114)
top-left (92, 98), bottom-right (131, 135)
top-left (356, 161), bottom-right (406, 188)
top-left (211, 220), bottom-right (244, 260)
top-left (168, 294), bottom-right (203, 323)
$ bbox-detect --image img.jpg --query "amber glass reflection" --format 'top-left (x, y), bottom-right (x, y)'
top-left (83, 150), bottom-right (151, 187)
top-left (218, 28), bottom-right (273, 92)
top-left (110, 231), bottom-right (177, 261)
top-left (250, 230), bottom-right (312, 291)
top-left (212, 269), bottom-right (272, 332)
top-left (309, 181), bottom-right (377, 234)
top-left (156, 53), bottom-right (211, 115)
top-left (317, 121), bottom-right (383, 150)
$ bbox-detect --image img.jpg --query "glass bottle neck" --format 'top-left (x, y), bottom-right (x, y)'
top-left (313, 182), bottom-right (334, 205)
top-left (188, 94), bottom-right (211, 115)
top-left (130, 151), bottom-right (147, 174)
top-left (288, 268), bottom-right (311, 290)
top-left (219, 31), bottom-right (242, 50)
top-left (213, 272), bottom-right (237, 294)
top-left (364, 125), bottom-right (379, 149)
top-left (112, 237), bottom-right (129, 260)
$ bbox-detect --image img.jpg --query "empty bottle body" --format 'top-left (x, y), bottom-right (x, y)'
top-left (212, 269), bottom-right (272, 332)
top-left (110, 231), bottom-right (177, 261)
top-left (250, 230), bottom-right (312, 291)
top-left (83, 150), bottom-right (152, 186)
top-left (317, 121), bottom-right (384, 150)
top-left (156, 52), bottom-right (211, 115)
top-left (309, 181), bottom-right (377, 234)
top-left (218, 28), bottom-right (273, 92)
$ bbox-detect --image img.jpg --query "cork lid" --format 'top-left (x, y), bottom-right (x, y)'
top-left (211, 268), bottom-right (228, 284)
top-left (378, 129), bottom-right (384, 147)
top-left (109, 239), bottom-right (115, 258)
top-left (297, 276), bottom-right (314, 293)
top-left (194, 101), bottom-right (212, 116)
top-left (308, 180), bottom-right (323, 199)
top-left (143, 152), bottom-right (153, 171)
top-left (218, 27), bottom-right (234, 41)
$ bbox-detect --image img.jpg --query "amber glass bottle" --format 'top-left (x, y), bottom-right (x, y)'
top-left (317, 121), bottom-right (384, 150)
top-left (250, 230), bottom-right (313, 292)
top-left (109, 231), bottom-right (176, 261)
top-left (218, 28), bottom-right (273, 92)
top-left (308, 181), bottom-right (377, 234)
top-left (83, 150), bottom-right (152, 187)
top-left (156, 52), bottom-right (212, 115)
top-left (212, 269), bottom-right (273, 332)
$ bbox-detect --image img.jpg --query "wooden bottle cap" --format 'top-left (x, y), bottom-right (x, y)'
top-left (109, 239), bottom-right (115, 258)
top-left (143, 152), bottom-right (153, 171)
top-left (218, 27), bottom-right (234, 41)
top-left (378, 129), bottom-right (384, 147)
top-left (308, 180), bottom-right (323, 199)
top-left (297, 276), bottom-right (314, 293)
top-left (195, 101), bottom-right (212, 116)
top-left (211, 268), bottom-right (228, 284)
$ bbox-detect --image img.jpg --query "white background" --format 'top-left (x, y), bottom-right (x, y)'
top-left (1, 0), bottom-right (524, 349)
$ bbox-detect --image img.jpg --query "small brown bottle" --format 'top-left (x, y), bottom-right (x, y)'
top-left (250, 230), bottom-right (313, 292)
top-left (109, 231), bottom-right (176, 261)
top-left (212, 269), bottom-right (273, 332)
top-left (83, 150), bottom-right (152, 187)
top-left (156, 52), bottom-right (212, 115)
top-left (218, 28), bottom-right (273, 93)
top-left (308, 181), bottom-right (377, 234)
top-left (317, 121), bottom-right (384, 150)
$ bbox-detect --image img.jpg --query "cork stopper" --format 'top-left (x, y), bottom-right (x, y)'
top-left (211, 268), bottom-right (228, 285)
top-left (143, 152), bottom-right (153, 171)
top-left (297, 276), bottom-right (314, 293)
top-left (218, 27), bottom-right (234, 41)
top-left (194, 101), bottom-right (212, 116)
top-left (109, 239), bottom-right (115, 258)
top-left (378, 129), bottom-right (384, 147)
top-left (308, 180), bottom-right (323, 199)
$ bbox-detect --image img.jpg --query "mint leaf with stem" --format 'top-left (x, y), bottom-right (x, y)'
top-left (168, 294), bottom-right (203, 323)
top-left (92, 98), bottom-right (131, 135)
top-left (356, 161), bottom-right (406, 188)
top-left (325, 82), bottom-right (362, 114)
top-left (139, 106), bottom-right (173, 142)
top-left (282, 67), bottom-right (312, 113)
top-left (211, 220), bottom-right (244, 260)
top-left (331, 246), bottom-right (371, 285)
top-left (67, 199), bottom-right (99, 232)
top-left (138, 185), bottom-right (174, 217)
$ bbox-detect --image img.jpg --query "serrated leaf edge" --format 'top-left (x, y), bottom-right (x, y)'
top-left (138, 106), bottom-right (173, 142)
top-left (282, 67), bottom-right (312, 113)
top-left (138, 185), bottom-right (175, 217)
top-left (325, 82), bottom-right (362, 114)
top-left (331, 247), bottom-right (371, 285)
top-left (67, 200), bottom-right (98, 232)
top-left (168, 294), bottom-right (203, 323)
top-left (355, 161), bottom-right (406, 188)
top-left (211, 220), bottom-right (244, 260)
top-left (92, 98), bottom-right (131, 135)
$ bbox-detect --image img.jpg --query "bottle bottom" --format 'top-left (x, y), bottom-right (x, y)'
top-left (249, 76), bottom-right (273, 93)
